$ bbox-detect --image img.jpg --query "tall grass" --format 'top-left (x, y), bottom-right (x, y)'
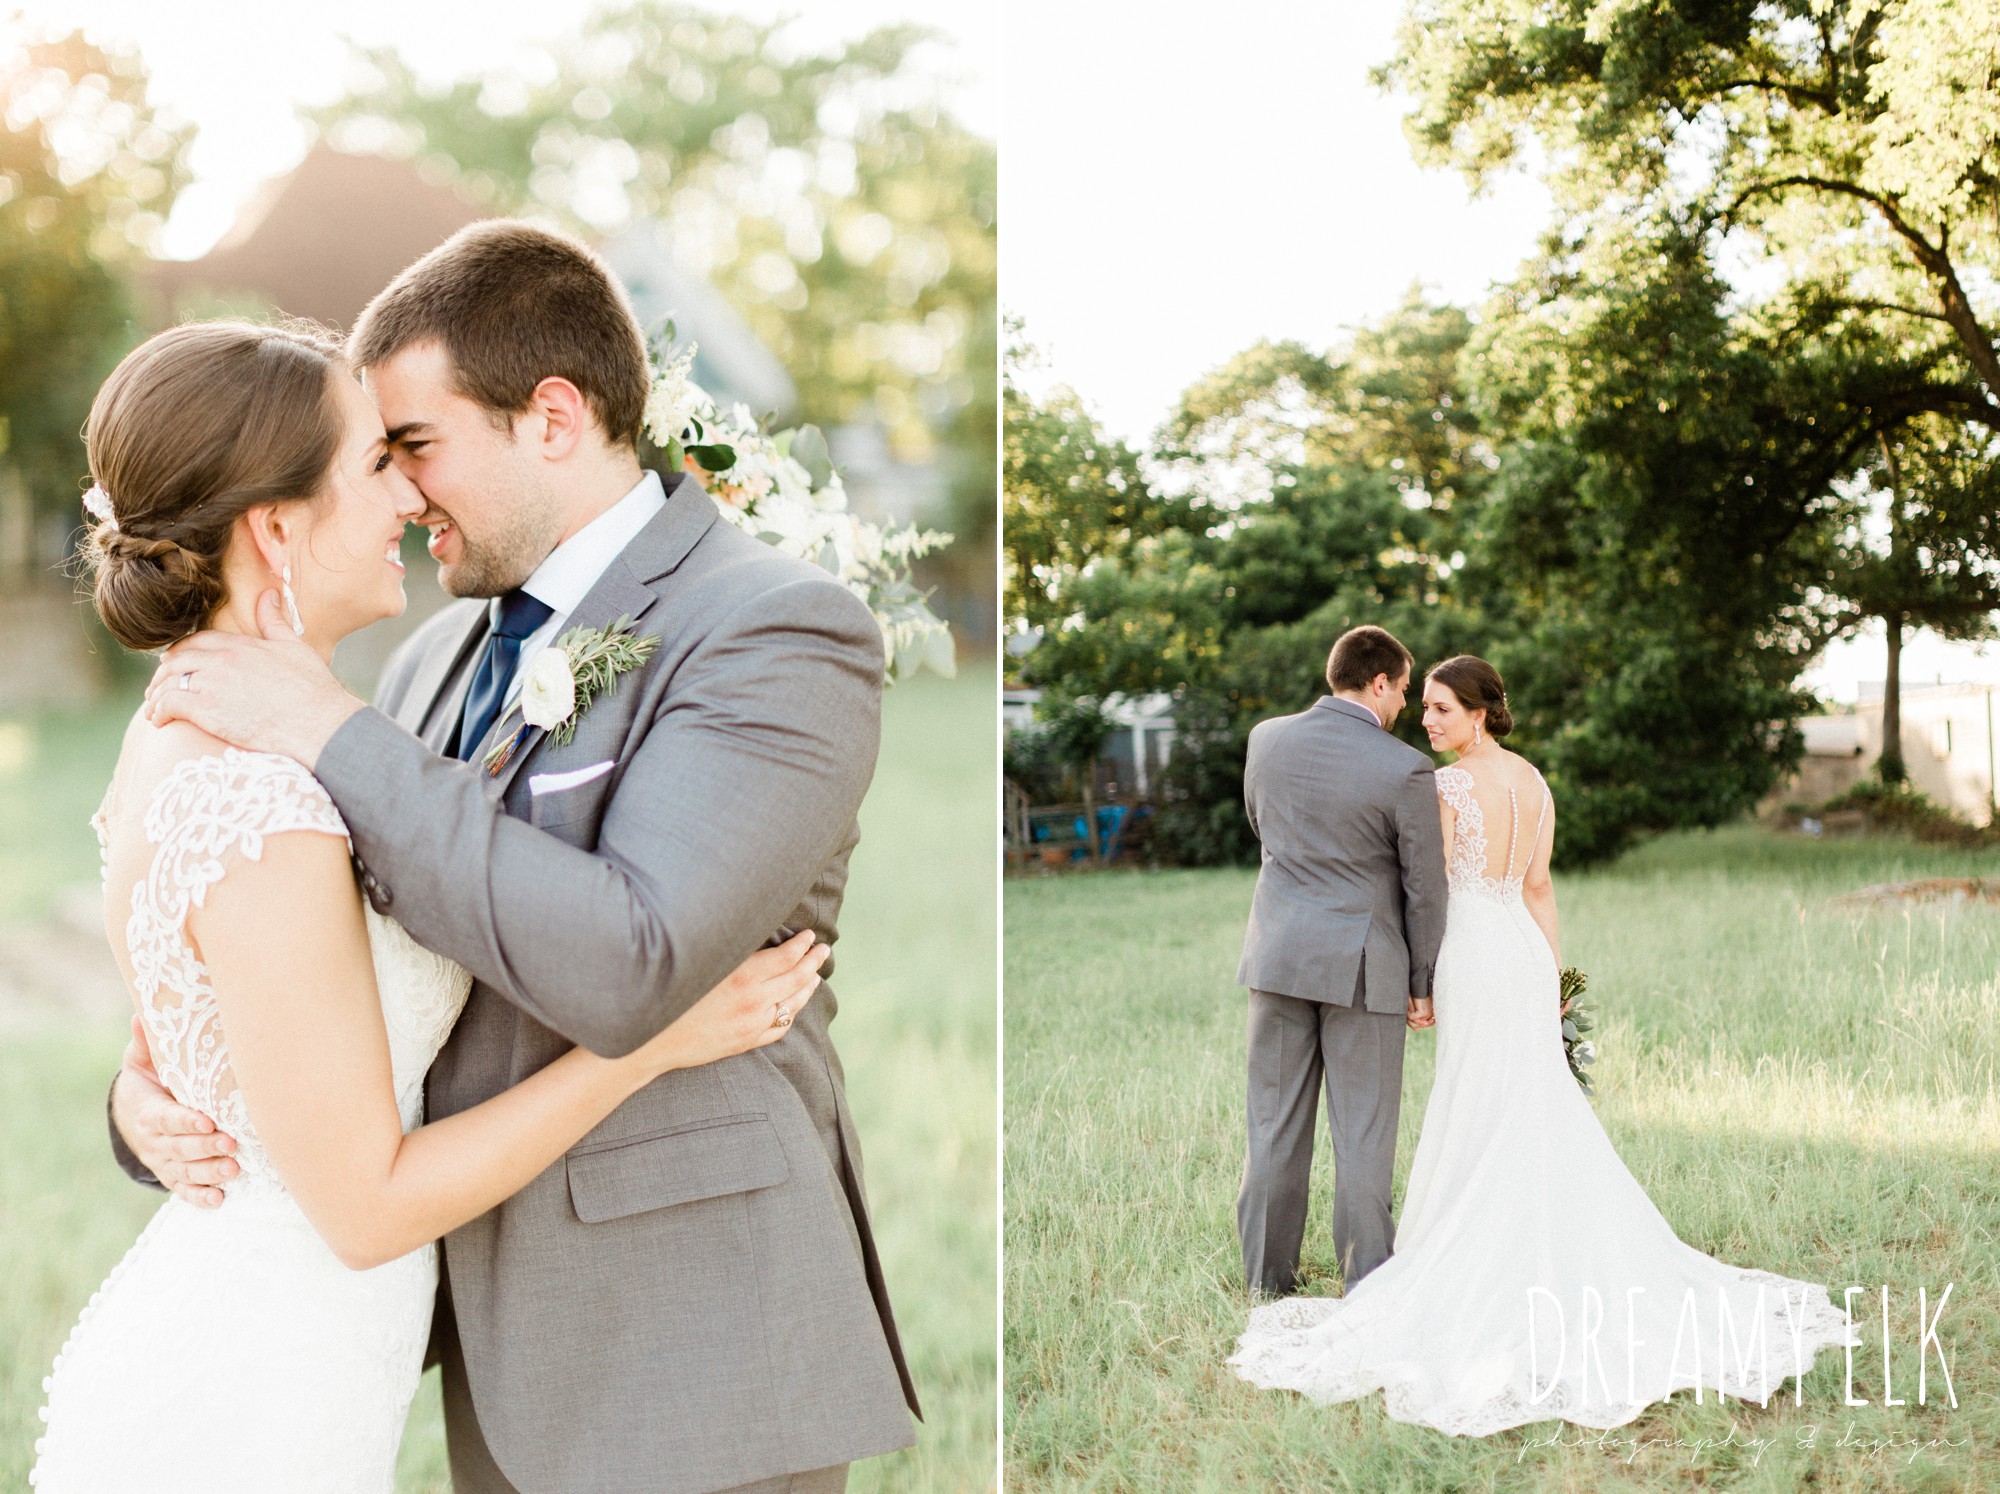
top-left (1005, 826), bottom-right (2000, 1492)
top-left (0, 664), bottom-right (997, 1491)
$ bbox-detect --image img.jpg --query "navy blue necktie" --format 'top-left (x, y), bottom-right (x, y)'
top-left (455, 589), bottom-right (555, 760)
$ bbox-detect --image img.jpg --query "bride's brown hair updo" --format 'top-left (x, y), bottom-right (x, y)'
top-left (1427, 654), bottom-right (1514, 738)
top-left (82, 321), bottom-right (348, 652)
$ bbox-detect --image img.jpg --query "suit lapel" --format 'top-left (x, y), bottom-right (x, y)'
top-left (478, 473), bottom-right (719, 800)
top-left (400, 602), bottom-right (490, 750)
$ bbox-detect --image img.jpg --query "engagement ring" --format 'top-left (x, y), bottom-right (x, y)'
top-left (178, 673), bottom-right (192, 692)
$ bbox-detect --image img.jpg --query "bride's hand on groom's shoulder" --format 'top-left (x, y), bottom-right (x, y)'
top-left (625, 930), bottom-right (829, 1081)
top-left (113, 1014), bottom-right (240, 1208)
top-left (142, 590), bottom-right (363, 769)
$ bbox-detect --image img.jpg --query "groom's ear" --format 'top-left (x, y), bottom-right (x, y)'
top-left (523, 376), bottom-right (591, 461)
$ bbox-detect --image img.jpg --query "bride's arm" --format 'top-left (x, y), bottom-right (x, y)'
top-left (193, 827), bottom-right (823, 1271)
top-left (1521, 790), bottom-right (1560, 964)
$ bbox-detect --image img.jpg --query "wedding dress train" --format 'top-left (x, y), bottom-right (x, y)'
top-left (1229, 763), bottom-right (1855, 1435)
top-left (31, 750), bottom-right (471, 1491)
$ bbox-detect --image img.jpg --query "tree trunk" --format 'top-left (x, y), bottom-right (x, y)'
top-left (1881, 609), bottom-right (1906, 785)
top-left (1081, 771), bottom-right (1102, 866)
top-left (1877, 433), bottom-right (1908, 787)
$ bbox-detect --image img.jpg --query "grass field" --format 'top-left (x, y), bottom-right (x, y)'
top-left (0, 664), bottom-right (996, 1491)
top-left (1005, 827), bottom-right (2000, 1492)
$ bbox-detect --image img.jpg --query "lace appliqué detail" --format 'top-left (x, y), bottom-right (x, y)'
top-left (1435, 764), bottom-right (1546, 902)
top-left (35, 752), bottom-right (473, 1490)
top-left (121, 750), bottom-right (349, 1195)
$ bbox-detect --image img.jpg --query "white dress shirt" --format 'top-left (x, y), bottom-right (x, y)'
top-left (500, 469), bottom-right (668, 711)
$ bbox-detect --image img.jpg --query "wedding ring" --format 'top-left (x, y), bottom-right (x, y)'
top-left (772, 1007), bottom-right (793, 1029)
top-left (178, 672), bottom-right (192, 692)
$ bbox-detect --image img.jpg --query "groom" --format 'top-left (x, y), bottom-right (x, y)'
top-left (1235, 624), bottom-right (1447, 1297)
top-left (113, 221), bottom-right (917, 1493)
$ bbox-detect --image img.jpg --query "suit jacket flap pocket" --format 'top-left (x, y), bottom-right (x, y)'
top-left (566, 1114), bottom-right (789, 1223)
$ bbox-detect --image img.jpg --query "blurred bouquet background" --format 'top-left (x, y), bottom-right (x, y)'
top-left (0, 3), bottom-right (995, 1489)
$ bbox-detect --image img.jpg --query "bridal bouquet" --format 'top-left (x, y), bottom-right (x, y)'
top-left (642, 328), bottom-right (956, 682)
top-left (1559, 967), bottom-right (1597, 1096)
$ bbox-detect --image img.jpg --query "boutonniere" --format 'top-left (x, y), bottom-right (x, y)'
top-left (484, 616), bottom-right (661, 774)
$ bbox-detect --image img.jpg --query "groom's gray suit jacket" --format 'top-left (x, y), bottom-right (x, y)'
top-left (321, 472), bottom-right (915, 1491)
top-left (1237, 697), bottom-right (1448, 1013)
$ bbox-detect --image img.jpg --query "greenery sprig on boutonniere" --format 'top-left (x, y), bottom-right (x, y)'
top-left (483, 617), bottom-right (660, 773)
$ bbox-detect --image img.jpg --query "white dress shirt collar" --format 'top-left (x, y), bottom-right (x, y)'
top-left (1322, 695), bottom-right (1385, 729)
top-left (515, 468), bottom-right (668, 620)
top-left (499, 469), bottom-right (668, 709)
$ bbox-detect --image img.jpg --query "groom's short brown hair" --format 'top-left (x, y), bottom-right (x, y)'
top-left (1326, 625), bottom-right (1413, 692)
top-left (350, 220), bottom-right (649, 447)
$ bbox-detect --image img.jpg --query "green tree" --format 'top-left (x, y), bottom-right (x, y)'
top-left (1834, 418), bottom-right (2000, 782)
top-left (1459, 220), bottom-right (1956, 859)
top-left (312, 7), bottom-right (994, 546)
top-left (1018, 299), bottom-right (1486, 863)
top-left (1383, 0), bottom-right (2000, 429)
top-left (0, 25), bottom-right (190, 552)
top-left (1002, 325), bottom-right (1164, 644)
top-left (1379, 0), bottom-right (2000, 858)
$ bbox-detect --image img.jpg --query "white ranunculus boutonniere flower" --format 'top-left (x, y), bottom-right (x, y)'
top-left (518, 646), bottom-right (578, 731)
top-left (484, 617), bottom-right (661, 774)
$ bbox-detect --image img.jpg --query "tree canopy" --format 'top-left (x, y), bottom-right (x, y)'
top-left (313, 6), bottom-right (994, 547)
top-left (0, 25), bottom-right (190, 540)
top-left (1007, 1), bottom-right (2000, 866)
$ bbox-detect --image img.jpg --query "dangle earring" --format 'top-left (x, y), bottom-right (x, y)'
top-left (1472, 720), bottom-right (1484, 749)
top-left (280, 563), bottom-right (306, 638)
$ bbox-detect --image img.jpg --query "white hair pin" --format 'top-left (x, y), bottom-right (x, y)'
top-left (82, 484), bottom-right (116, 529)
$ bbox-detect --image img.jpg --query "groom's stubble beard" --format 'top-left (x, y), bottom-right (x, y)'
top-left (437, 468), bottom-right (565, 600)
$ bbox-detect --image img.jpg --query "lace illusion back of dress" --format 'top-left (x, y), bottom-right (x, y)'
top-left (96, 750), bottom-right (345, 1193)
top-left (34, 750), bottom-right (470, 1493)
top-left (91, 748), bottom-right (466, 1194)
top-left (1434, 762), bottom-right (1548, 901)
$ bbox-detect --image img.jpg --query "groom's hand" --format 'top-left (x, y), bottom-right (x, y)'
top-left (1406, 996), bottom-right (1435, 1030)
top-left (113, 1015), bottom-right (239, 1208)
top-left (143, 590), bottom-right (364, 769)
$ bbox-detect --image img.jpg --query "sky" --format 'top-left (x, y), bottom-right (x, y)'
top-left (19, 0), bottom-right (995, 260)
top-left (1000, 0), bottom-right (1998, 701)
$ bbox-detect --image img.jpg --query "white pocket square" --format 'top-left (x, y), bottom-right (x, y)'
top-left (528, 760), bottom-right (617, 796)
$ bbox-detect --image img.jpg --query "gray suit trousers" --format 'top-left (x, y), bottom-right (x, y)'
top-left (1237, 984), bottom-right (1407, 1296)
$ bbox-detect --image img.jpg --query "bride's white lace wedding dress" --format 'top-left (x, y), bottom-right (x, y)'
top-left (31, 749), bottom-right (471, 1491)
top-left (1229, 762), bottom-right (1856, 1434)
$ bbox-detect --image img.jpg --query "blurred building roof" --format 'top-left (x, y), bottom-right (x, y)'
top-left (143, 147), bottom-right (794, 415)
top-left (145, 148), bottom-right (486, 330)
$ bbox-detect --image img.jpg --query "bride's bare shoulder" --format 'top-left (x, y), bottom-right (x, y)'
top-left (112, 716), bottom-right (237, 793)
top-left (105, 717), bottom-right (321, 835)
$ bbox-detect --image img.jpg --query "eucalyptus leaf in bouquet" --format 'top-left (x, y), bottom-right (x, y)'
top-left (641, 324), bottom-right (955, 682)
top-left (1558, 966), bottom-right (1597, 1097)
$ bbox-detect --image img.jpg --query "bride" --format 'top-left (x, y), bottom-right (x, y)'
top-left (1228, 654), bottom-right (1856, 1434)
top-left (31, 321), bottom-right (828, 1490)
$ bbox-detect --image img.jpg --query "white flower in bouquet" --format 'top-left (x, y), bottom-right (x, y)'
top-left (639, 329), bottom-right (957, 681)
top-left (643, 342), bottom-right (709, 442)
